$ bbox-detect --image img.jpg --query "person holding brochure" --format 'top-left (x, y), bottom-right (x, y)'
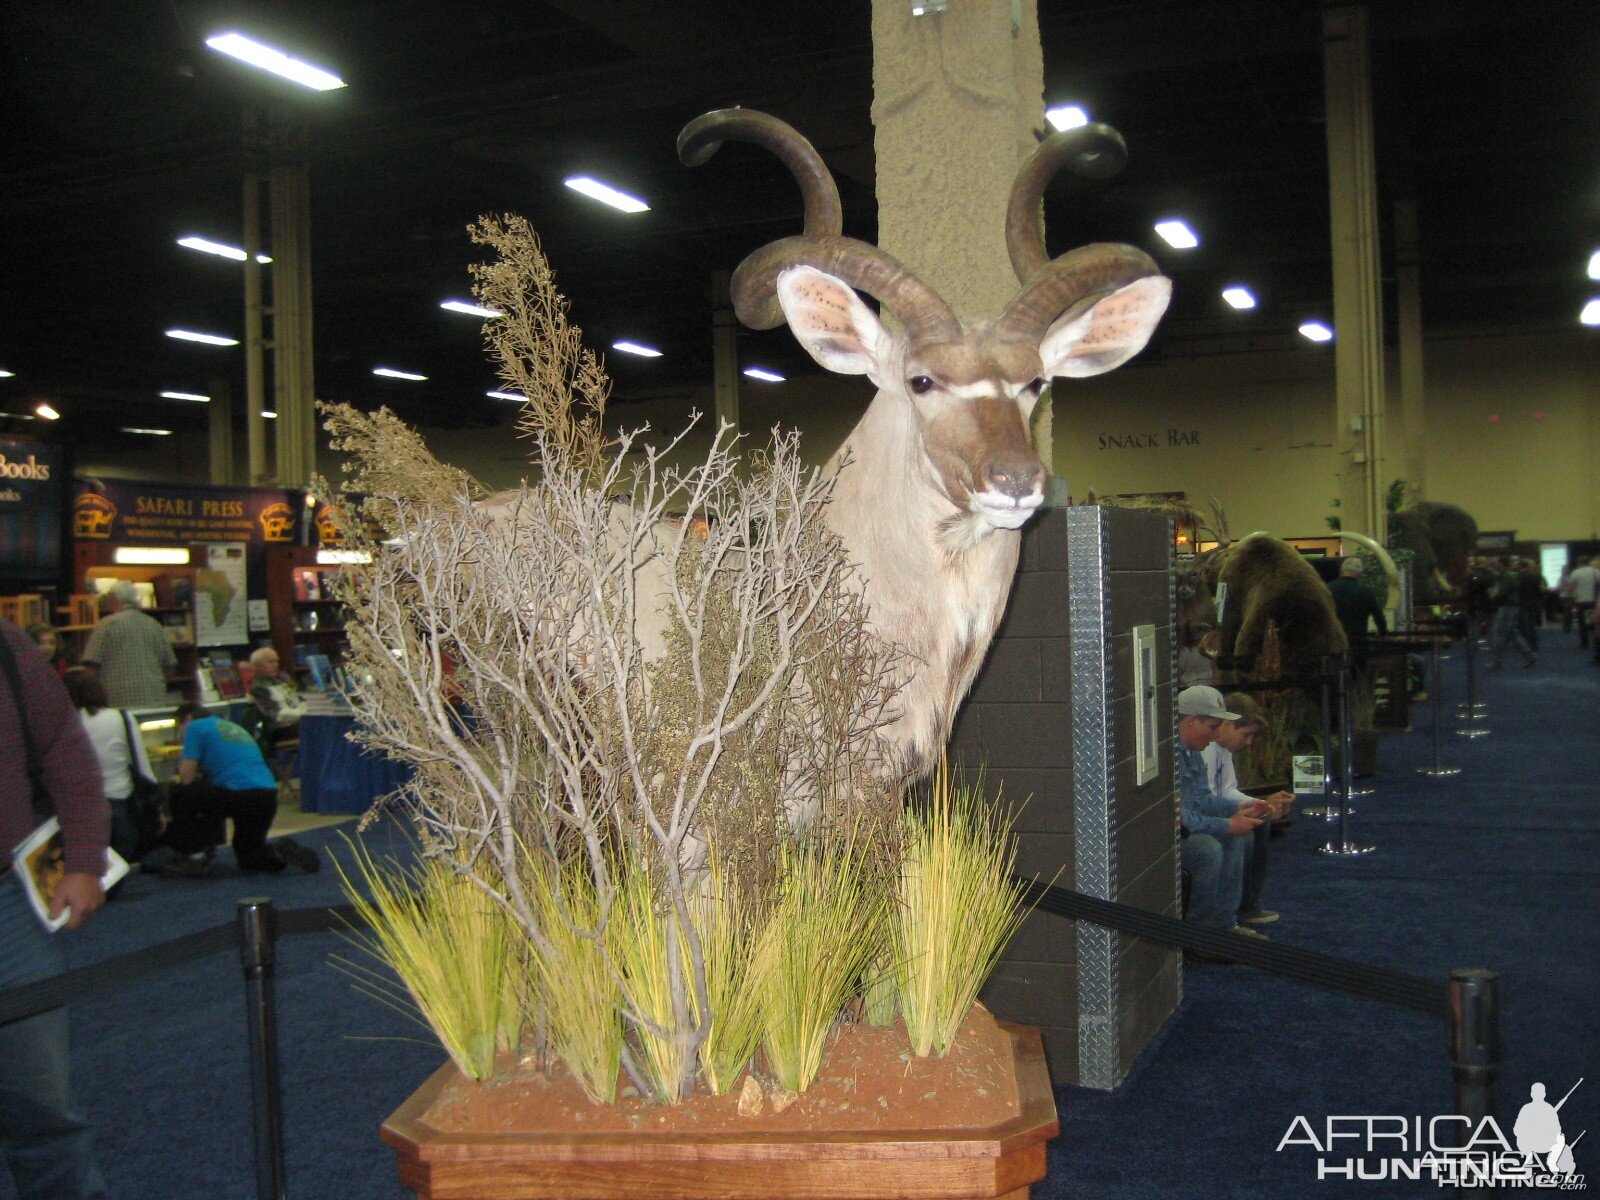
top-left (0, 620), bottom-right (112, 1200)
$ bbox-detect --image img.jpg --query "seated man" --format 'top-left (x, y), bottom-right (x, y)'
top-left (157, 702), bottom-right (319, 877)
top-left (248, 646), bottom-right (307, 738)
top-left (1175, 685), bottom-right (1263, 941)
top-left (1205, 692), bottom-right (1294, 929)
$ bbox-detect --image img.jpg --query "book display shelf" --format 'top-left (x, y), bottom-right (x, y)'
top-left (265, 545), bottom-right (351, 687)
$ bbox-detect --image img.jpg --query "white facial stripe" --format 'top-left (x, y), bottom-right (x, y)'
top-left (939, 381), bottom-right (1006, 402)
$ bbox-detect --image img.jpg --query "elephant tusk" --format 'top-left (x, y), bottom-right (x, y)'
top-left (1337, 531), bottom-right (1402, 609)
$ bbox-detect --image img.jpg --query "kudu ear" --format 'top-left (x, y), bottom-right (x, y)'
top-left (1039, 276), bottom-right (1172, 379)
top-left (776, 266), bottom-right (887, 381)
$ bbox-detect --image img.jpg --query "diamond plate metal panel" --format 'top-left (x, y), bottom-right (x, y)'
top-left (1166, 522), bottom-right (1184, 1017)
top-left (1067, 505), bottom-right (1119, 1090)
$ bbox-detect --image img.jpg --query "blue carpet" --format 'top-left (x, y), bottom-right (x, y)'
top-left (13, 633), bottom-right (1597, 1199)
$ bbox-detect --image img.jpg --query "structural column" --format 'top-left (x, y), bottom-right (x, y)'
top-left (710, 269), bottom-right (740, 436)
top-left (243, 173), bottom-right (270, 485)
top-left (870, 0), bottom-right (1044, 322)
top-left (207, 376), bottom-right (234, 486)
top-left (1322, 3), bottom-right (1386, 536)
top-left (1394, 198), bottom-right (1426, 497)
top-left (269, 160), bottom-right (317, 488)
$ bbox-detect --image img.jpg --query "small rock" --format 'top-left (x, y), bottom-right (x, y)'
top-left (769, 1086), bottom-right (799, 1114)
top-left (737, 1075), bottom-right (764, 1118)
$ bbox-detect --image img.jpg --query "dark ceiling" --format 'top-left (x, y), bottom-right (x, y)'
top-left (2, 0), bottom-right (1597, 454)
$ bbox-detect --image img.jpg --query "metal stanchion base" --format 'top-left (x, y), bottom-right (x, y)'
top-left (1298, 805), bottom-right (1336, 818)
top-left (1318, 840), bottom-right (1376, 857)
top-left (1418, 766), bottom-right (1463, 778)
top-left (1349, 784), bottom-right (1375, 796)
top-left (1455, 726), bottom-right (1491, 739)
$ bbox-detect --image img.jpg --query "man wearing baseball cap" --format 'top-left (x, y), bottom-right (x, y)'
top-left (1176, 685), bottom-right (1265, 942)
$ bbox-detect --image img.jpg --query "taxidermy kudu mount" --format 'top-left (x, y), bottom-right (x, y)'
top-left (679, 109), bottom-right (1172, 777)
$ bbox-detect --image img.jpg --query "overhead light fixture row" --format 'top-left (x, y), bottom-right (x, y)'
top-left (0, 370), bottom-right (13, 379)
top-left (486, 390), bottom-right (526, 401)
top-left (121, 427), bottom-right (174, 436)
top-left (205, 32), bottom-right (346, 91)
top-left (178, 235), bottom-right (271, 264)
top-left (373, 367), bottom-right (427, 381)
top-left (611, 341), bottom-right (662, 358)
top-left (1298, 321), bottom-right (1334, 343)
top-left (35, 403), bottom-right (60, 421)
top-left (565, 176), bottom-right (650, 214)
top-left (262, 410), bottom-right (278, 419)
top-left (1588, 251), bottom-right (1600, 280)
top-left (166, 328), bottom-right (240, 346)
top-left (1580, 299), bottom-right (1600, 327)
top-left (1045, 105), bottom-right (1089, 132)
top-left (441, 300), bottom-right (502, 318)
top-left (1221, 287), bottom-right (1257, 310)
top-left (742, 367), bottom-right (785, 383)
top-left (1154, 220), bottom-right (1199, 250)
top-left (160, 391), bottom-right (211, 403)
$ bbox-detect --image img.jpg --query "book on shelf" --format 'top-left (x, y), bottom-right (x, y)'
top-left (11, 818), bottom-right (129, 932)
top-left (304, 652), bottom-right (335, 692)
top-left (161, 612), bottom-right (194, 646)
top-left (196, 666), bottom-right (221, 704)
top-left (292, 569), bottom-right (322, 601)
top-left (207, 651), bottom-right (244, 699)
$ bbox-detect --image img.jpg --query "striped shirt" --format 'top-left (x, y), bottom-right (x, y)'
top-left (82, 607), bottom-right (177, 708)
top-left (1, 621), bottom-right (111, 876)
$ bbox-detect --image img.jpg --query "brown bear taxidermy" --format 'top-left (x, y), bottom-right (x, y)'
top-left (1214, 535), bottom-right (1349, 679)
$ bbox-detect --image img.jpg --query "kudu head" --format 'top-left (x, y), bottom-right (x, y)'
top-left (679, 109), bottom-right (1171, 538)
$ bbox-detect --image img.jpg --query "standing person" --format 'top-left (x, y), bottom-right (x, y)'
top-left (1515, 559), bottom-right (1545, 652)
top-left (1327, 556), bottom-right (1388, 675)
top-left (1205, 692), bottom-right (1294, 930)
top-left (81, 580), bottom-right (176, 708)
top-left (1175, 686), bottom-right (1262, 941)
top-left (1564, 556), bottom-right (1600, 650)
top-left (159, 703), bottom-right (318, 877)
top-left (0, 621), bottom-right (111, 1200)
top-left (24, 624), bottom-right (67, 678)
top-left (1488, 558), bottom-right (1536, 668)
top-left (63, 668), bottom-right (159, 865)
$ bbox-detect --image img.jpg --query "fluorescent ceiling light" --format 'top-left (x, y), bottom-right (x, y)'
top-left (159, 390), bottom-right (211, 403)
top-left (317, 549), bottom-right (372, 565)
top-left (440, 300), bottom-right (502, 318)
top-left (742, 367), bottom-right (785, 383)
top-left (611, 340), bottom-right (662, 358)
top-left (1221, 286), bottom-right (1257, 310)
top-left (121, 427), bottom-right (174, 436)
top-left (262, 410), bottom-right (278, 419)
top-left (373, 367), bottom-right (427, 381)
top-left (205, 32), bottom-right (346, 91)
top-left (1045, 105), bottom-right (1089, 132)
top-left (1298, 321), bottom-right (1334, 343)
top-left (1588, 251), bottom-right (1600, 280)
top-left (486, 390), bottom-right (526, 401)
top-left (1154, 220), bottom-right (1199, 250)
top-left (35, 403), bottom-right (60, 420)
top-left (564, 176), bottom-right (650, 214)
top-left (114, 547), bottom-right (190, 565)
top-left (177, 235), bottom-right (271, 264)
top-left (1581, 299), bottom-right (1600, 327)
top-left (166, 328), bottom-right (240, 346)
top-left (0, 370), bottom-right (13, 379)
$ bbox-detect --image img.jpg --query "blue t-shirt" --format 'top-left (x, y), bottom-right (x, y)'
top-left (182, 716), bottom-right (276, 791)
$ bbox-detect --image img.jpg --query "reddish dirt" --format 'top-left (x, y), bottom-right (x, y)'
top-left (423, 1004), bottom-right (1021, 1136)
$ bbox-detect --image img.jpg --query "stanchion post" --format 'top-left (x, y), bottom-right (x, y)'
top-left (237, 898), bottom-right (287, 1200)
top-left (1418, 635), bottom-right (1462, 778)
top-left (1457, 614), bottom-right (1491, 736)
top-left (1448, 969), bottom-right (1500, 1144)
top-left (1319, 658), bottom-right (1374, 856)
top-left (1300, 658), bottom-right (1338, 819)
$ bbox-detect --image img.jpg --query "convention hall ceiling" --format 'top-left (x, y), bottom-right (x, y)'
top-left (1, 0), bottom-right (1596, 449)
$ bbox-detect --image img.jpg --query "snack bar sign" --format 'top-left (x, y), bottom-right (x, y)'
top-left (73, 480), bottom-right (303, 544)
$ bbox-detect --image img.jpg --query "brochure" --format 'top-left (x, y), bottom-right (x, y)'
top-left (11, 818), bottom-right (130, 932)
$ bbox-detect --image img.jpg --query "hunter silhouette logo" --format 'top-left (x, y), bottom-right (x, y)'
top-left (74, 493), bottom-right (117, 539)
top-left (314, 504), bottom-right (344, 546)
top-left (1278, 1076), bottom-right (1587, 1188)
top-left (258, 501), bottom-right (295, 542)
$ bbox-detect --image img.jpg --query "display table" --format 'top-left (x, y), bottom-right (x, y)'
top-left (297, 710), bottom-right (411, 814)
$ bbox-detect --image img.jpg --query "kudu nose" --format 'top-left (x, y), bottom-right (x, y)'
top-left (984, 459), bottom-right (1043, 500)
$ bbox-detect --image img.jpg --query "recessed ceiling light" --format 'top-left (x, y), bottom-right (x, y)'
top-left (1588, 251), bottom-right (1600, 280)
top-left (1298, 321), bottom-right (1334, 343)
top-left (564, 176), bottom-right (650, 214)
top-left (121, 427), bottom-right (174, 436)
top-left (1045, 105), bottom-right (1089, 131)
top-left (1154, 220), bottom-right (1199, 250)
top-left (742, 367), bottom-right (785, 383)
top-left (35, 403), bottom-right (60, 421)
top-left (177, 235), bottom-right (271, 264)
top-left (441, 300), bottom-right (502, 318)
top-left (204, 32), bottom-right (346, 91)
top-left (486, 390), bottom-right (526, 401)
top-left (611, 340), bottom-right (662, 358)
top-left (166, 328), bottom-right (240, 346)
top-left (159, 390), bottom-right (211, 403)
top-left (373, 367), bottom-right (428, 381)
top-left (262, 410), bottom-right (278, 419)
top-left (1581, 299), bottom-right (1600, 327)
top-left (1221, 286), bottom-right (1257, 310)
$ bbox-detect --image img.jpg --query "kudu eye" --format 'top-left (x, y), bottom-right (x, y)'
top-left (908, 375), bottom-right (934, 396)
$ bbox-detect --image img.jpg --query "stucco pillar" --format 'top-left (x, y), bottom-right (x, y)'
top-left (208, 375), bottom-right (234, 486)
top-left (1394, 198), bottom-right (1426, 501)
top-left (1322, 4), bottom-right (1385, 537)
top-left (270, 159), bottom-right (317, 489)
top-left (711, 269), bottom-right (740, 437)
top-left (870, 0), bottom-right (1044, 324)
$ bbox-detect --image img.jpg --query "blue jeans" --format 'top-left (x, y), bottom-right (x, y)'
top-left (0, 873), bottom-right (107, 1200)
top-left (1181, 831), bottom-right (1250, 931)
